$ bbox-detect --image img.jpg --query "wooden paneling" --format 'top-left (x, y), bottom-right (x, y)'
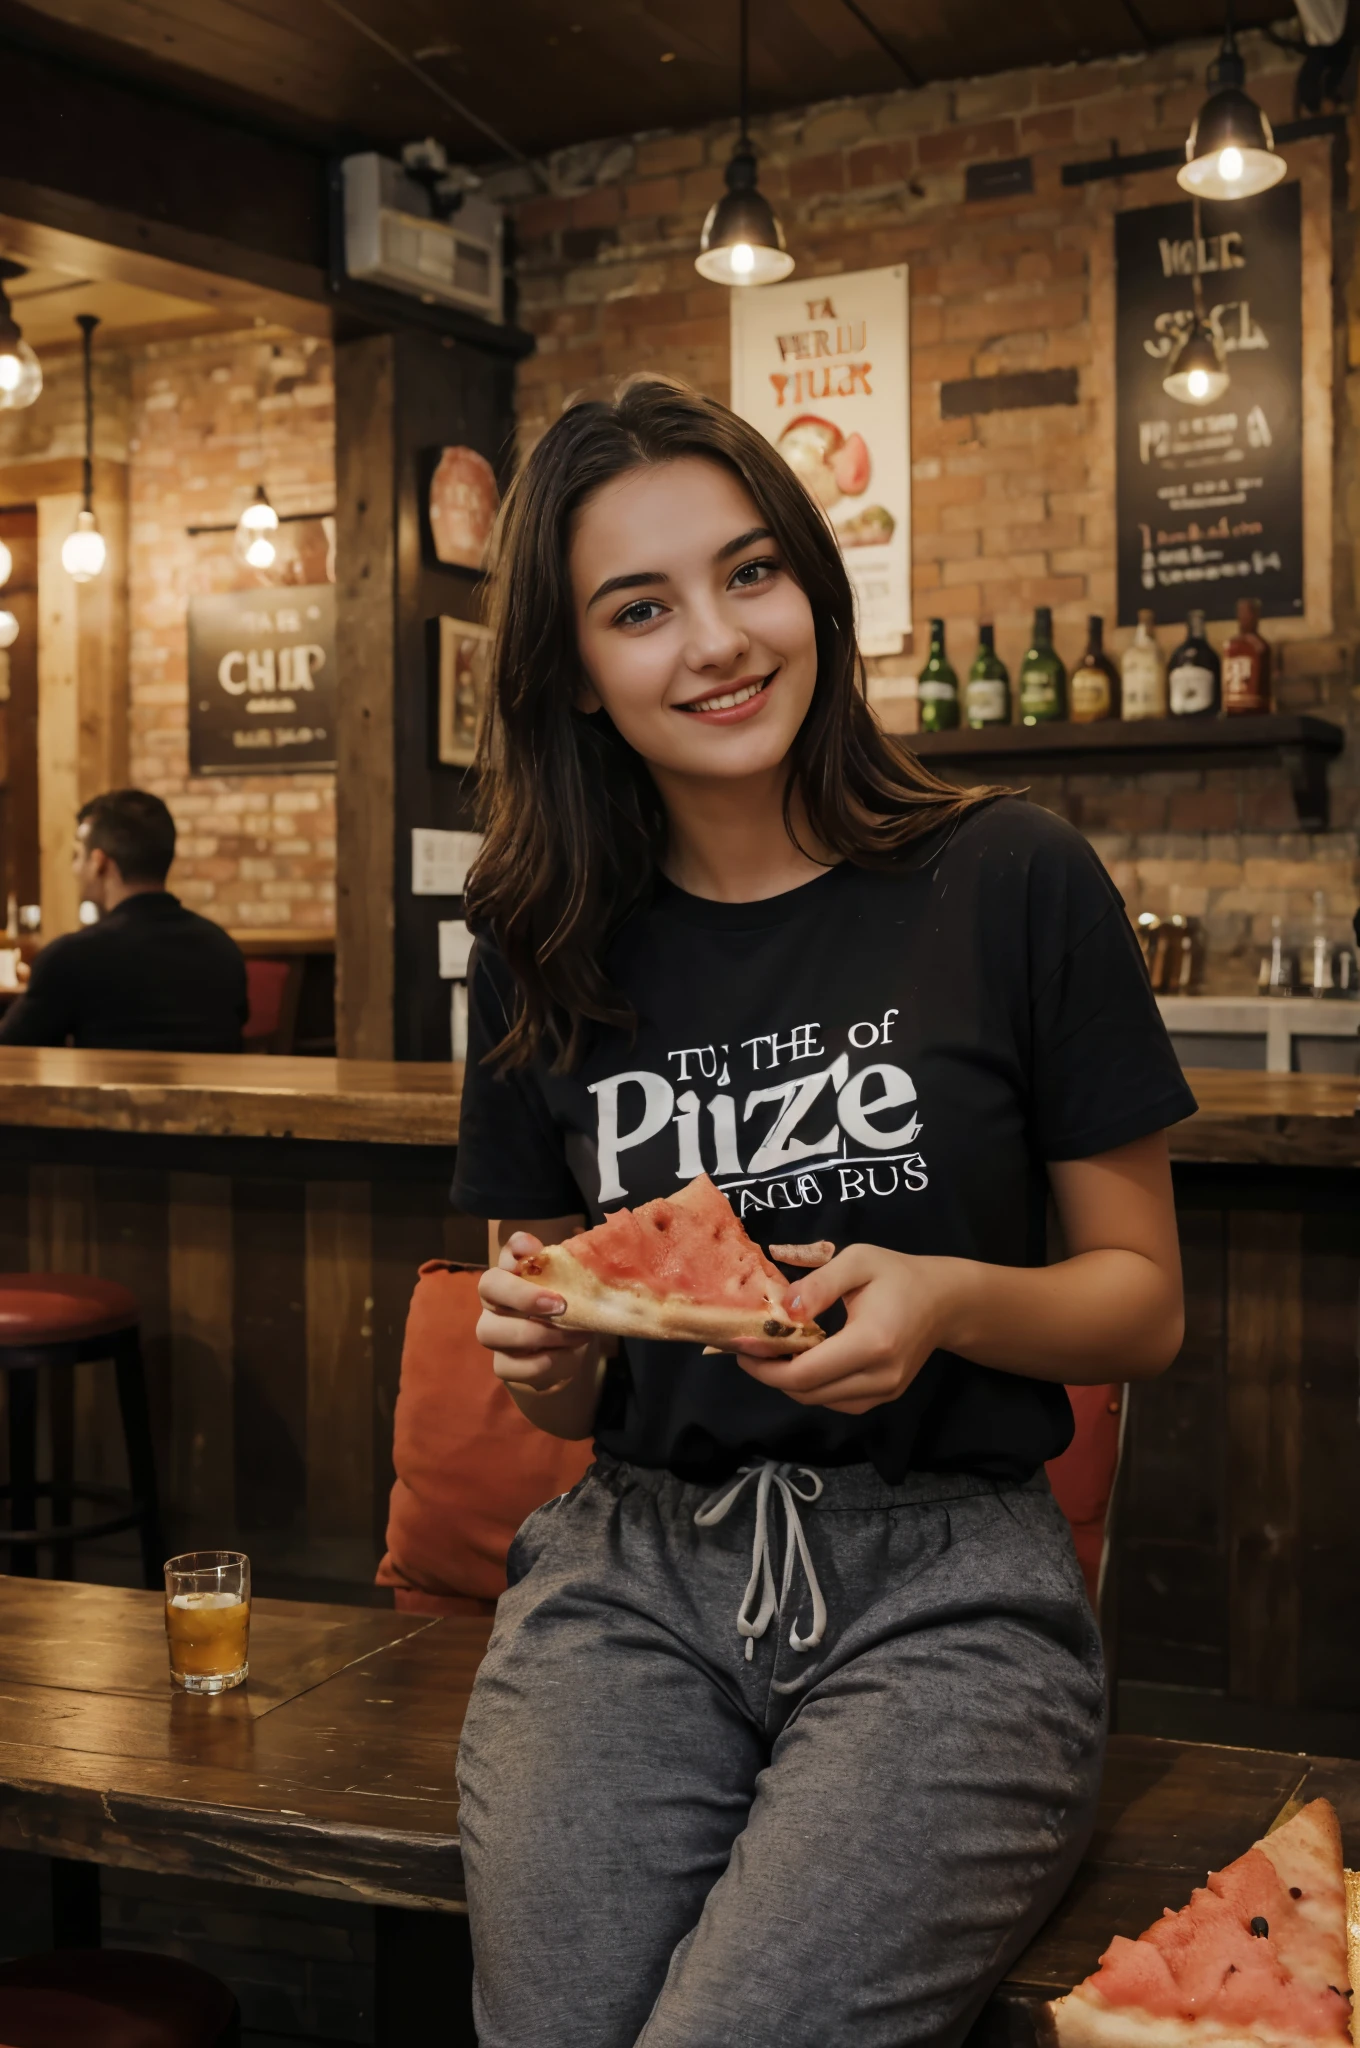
top-left (167, 1172), bottom-right (234, 1529)
top-left (1117, 1206), bottom-right (1227, 1691)
top-left (1226, 1210), bottom-right (1303, 1705)
top-left (233, 1180), bottom-right (307, 1535)
top-left (1299, 1210), bottom-right (1360, 1707)
top-left (305, 1181), bottom-right (374, 1543)
top-left (34, 474), bottom-right (129, 939)
top-left (335, 333), bottom-right (397, 1062)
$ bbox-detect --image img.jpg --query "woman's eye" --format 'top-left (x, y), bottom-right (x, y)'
top-left (615, 599), bottom-right (667, 627)
top-left (730, 557), bottom-right (778, 589)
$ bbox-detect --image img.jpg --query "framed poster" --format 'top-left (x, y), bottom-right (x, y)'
top-left (1115, 184), bottom-right (1303, 626)
top-left (436, 614), bottom-right (494, 766)
top-left (730, 265), bottom-right (910, 655)
top-left (188, 584), bottom-right (336, 774)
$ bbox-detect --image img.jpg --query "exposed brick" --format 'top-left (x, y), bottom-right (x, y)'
top-left (635, 132), bottom-right (705, 176)
top-left (918, 118), bottom-right (1019, 169)
top-left (570, 184), bottom-right (623, 229)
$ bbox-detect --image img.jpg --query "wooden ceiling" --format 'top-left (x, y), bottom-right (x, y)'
top-left (6, 262), bottom-right (238, 349)
top-left (0, 0), bottom-right (1286, 168)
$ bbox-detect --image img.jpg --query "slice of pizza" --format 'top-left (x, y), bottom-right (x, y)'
top-left (512, 1173), bottom-right (824, 1352)
top-left (1047, 1799), bottom-right (1353, 2048)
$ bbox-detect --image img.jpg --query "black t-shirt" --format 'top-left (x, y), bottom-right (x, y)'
top-left (0, 892), bottom-right (248, 1052)
top-left (452, 799), bottom-right (1196, 1486)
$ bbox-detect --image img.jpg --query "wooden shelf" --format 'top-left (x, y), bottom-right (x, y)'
top-left (911, 713), bottom-right (1345, 829)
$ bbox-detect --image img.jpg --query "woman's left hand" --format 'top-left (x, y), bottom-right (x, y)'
top-left (734, 1245), bottom-right (964, 1416)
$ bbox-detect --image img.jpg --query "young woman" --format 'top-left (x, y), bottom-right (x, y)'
top-left (454, 376), bottom-right (1193, 2048)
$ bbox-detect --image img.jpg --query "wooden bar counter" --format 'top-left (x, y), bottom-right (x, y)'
top-left (0, 1052), bottom-right (1355, 1730)
top-left (0, 1049), bottom-right (469, 1598)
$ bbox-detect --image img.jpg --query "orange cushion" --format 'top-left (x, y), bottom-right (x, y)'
top-left (0, 1274), bottom-right (139, 1346)
top-left (377, 1263), bottom-right (593, 1612)
top-left (1046, 1382), bottom-right (1124, 1608)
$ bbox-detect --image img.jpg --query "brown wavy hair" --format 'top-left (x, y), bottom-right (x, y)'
top-left (466, 375), bottom-right (997, 1070)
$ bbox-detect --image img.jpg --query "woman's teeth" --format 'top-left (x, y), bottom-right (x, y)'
top-left (685, 675), bottom-right (769, 712)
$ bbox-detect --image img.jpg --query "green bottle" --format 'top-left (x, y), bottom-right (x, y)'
top-left (917, 618), bottom-right (960, 732)
top-left (965, 624), bottom-right (1011, 728)
top-left (1019, 605), bottom-right (1067, 725)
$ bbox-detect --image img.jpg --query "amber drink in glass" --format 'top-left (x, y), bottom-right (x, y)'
top-left (164, 1550), bottom-right (250, 1693)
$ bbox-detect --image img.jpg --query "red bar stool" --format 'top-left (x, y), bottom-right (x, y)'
top-left (0, 1950), bottom-right (238, 2047)
top-left (0, 1275), bottom-right (163, 1589)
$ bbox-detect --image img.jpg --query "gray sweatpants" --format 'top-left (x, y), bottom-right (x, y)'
top-left (457, 1455), bottom-right (1105, 2048)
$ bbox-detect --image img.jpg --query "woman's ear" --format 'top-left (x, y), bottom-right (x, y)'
top-left (574, 673), bottom-right (603, 715)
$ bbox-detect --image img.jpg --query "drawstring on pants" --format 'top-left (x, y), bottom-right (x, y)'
top-left (694, 1461), bottom-right (827, 1679)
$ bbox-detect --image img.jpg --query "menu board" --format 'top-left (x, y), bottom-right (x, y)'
top-left (188, 585), bottom-right (336, 773)
top-left (187, 512), bottom-right (336, 774)
top-left (730, 265), bottom-right (910, 655)
top-left (1115, 183), bottom-right (1303, 626)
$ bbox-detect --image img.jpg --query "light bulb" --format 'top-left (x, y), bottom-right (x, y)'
top-left (234, 486), bottom-right (280, 568)
top-left (61, 508), bottom-right (106, 583)
top-left (0, 611), bottom-right (17, 650)
top-left (1217, 144), bottom-right (1244, 184)
top-left (0, 538), bottom-right (11, 588)
top-left (240, 496), bottom-right (278, 535)
top-left (0, 339), bottom-right (42, 411)
top-left (1187, 367), bottom-right (1211, 400)
top-left (730, 242), bottom-right (755, 276)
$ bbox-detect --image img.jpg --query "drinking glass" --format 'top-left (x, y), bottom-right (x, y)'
top-left (164, 1550), bottom-right (250, 1693)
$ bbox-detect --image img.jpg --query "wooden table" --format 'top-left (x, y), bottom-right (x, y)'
top-left (2, 1580), bottom-right (1356, 2048)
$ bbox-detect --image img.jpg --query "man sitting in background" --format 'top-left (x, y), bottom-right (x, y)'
top-left (0, 788), bottom-right (247, 1051)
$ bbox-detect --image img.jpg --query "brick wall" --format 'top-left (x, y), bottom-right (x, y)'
top-left (128, 328), bottom-right (336, 932)
top-left (0, 326), bottom-right (336, 935)
top-left (501, 32), bottom-right (1360, 991)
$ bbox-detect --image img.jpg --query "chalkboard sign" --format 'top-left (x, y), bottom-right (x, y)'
top-left (1115, 182), bottom-right (1303, 627)
top-left (188, 585), bottom-right (336, 774)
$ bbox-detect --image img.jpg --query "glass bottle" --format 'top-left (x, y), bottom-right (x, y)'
top-left (1308, 889), bottom-right (1333, 998)
top-left (1222, 598), bottom-right (1272, 715)
top-left (1167, 609), bottom-right (1221, 718)
top-left (964, 624), bottom-right (1010, 729)
top-left (917, 618), bottom-right (960, 732)
top-left (1121, 610), bottom-right (1167, 721)
top-left (1069, 615), bottom-right (1121, 723)
top-left (1018, 606), bottom-right (1067, 725)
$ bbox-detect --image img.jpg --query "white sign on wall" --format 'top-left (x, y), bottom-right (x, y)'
top-left (730, 265), bottom-right (910, 656)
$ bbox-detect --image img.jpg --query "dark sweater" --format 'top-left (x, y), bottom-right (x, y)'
top-left (0, 892), bottom-right (248, 1052)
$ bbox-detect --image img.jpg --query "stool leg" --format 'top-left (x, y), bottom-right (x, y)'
top-left (113, 1330), bottom-right (164, 1591)
top-left (8, 1366), bottom-right (39, 1577)
top-left (50, 1360), bottom-right (75, 1583)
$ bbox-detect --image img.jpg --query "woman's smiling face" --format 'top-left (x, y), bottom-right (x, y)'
top-left (569, 456), bottom-right (819, 782)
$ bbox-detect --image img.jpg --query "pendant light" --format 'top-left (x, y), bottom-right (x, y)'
top-left (695, 0), bottom-right (793, 287)
top-left (234, 483), bottom-right (279, 571)
top-left (1164, 198), bottom-right (1230, 405)
top-left (61, 315), bottom-right (106, 583)
top-left (1179, 1), bottom-right (1286, 200)
top-left (0, 260), bottom-right (42, 412)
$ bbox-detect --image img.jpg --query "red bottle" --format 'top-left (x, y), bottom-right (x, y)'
top-left (1222, 598), bottom-right (1272, 715)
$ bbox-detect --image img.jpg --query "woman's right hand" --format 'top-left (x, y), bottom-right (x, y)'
top-left (476, 1231), bottom-right (596, 1398)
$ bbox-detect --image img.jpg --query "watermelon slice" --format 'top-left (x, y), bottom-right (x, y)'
top-left (1047, 1800), bottom-right (1353, 2048)
top-left (513, 1173), bottom-right (824, 1353)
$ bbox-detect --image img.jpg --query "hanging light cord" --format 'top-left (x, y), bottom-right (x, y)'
top-left (76, 313), bottom-right (97, 513)
top-left (1191, 194), bottom-right (1207, 324)
top-left (738, 0), bottom-right (750, 146)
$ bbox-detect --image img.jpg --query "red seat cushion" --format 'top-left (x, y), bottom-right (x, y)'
top-left (1046, 1382), bottom-right (1124, 1608)
top-left (0, 1274), bottom-right (140, 1346)
top-left (0, 1951), bottom-right (235, 2048)
top-left (377, 1263), bottom-right (593, 1613)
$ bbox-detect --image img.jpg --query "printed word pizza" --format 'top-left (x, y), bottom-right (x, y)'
top-left (513, 1173), bottom-right (824, 1353)
top-left (1047, 1798), bottom-right (1355, 2048)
